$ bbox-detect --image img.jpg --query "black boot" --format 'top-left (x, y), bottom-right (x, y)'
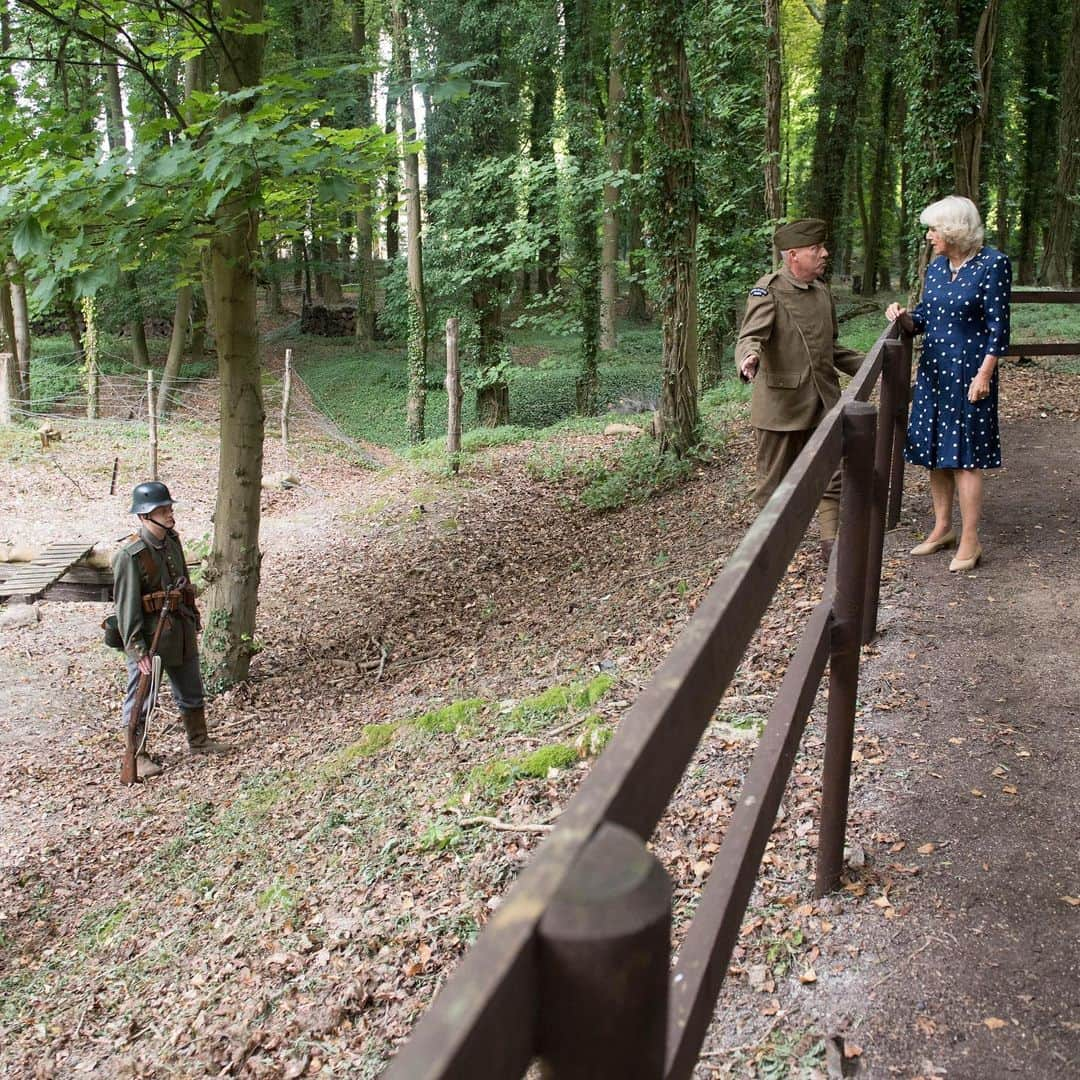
top-left (182, 707), bottom-right (230, 754)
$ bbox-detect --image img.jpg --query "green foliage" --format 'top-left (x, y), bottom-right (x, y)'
top-left (347, 724), bottom-right (398, 758)
top-left (296, 328), bottom-right (663, 449)
top-left (413, 698), bottom-right (488, 735)
top-left (579, 437), bottom-right (693, 512)
top-left (575, 714), bottom-right (614, 756)
top-left (574, 673), bottom-right (615, 708)
top-left (463, 743), bottom-right (579, 798)
top-left (256, 878), bottom-right (298, 914)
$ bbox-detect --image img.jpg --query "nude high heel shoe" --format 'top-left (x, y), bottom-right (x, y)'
top-left (949, 546), bottom-right (983, 572)
top-left (910, 530), bottom-right (956, 556)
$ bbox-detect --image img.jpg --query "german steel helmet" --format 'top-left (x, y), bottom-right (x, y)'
top-left (130, 481), bottom-right (175, 515)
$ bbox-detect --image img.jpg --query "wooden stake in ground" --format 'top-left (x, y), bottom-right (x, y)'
top-left (0, 351), bottom-right (13, 425)
top-left (445, 318), bottom-right (461, 473)
top-left (147, 369), bottom-right (158, 480)
top-left (282, 348), bottom-right (293, 466)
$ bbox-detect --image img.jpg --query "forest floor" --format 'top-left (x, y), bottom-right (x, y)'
top-left (0, 359), bottom-right (1077, 1079)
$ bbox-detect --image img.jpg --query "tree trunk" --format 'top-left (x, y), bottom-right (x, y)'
top-left (189, 295), bottom-right (207, 369)
top-left (626, 143), bottom-right (649, 322)
top-left (953, 0), bottom-right (1001, 199)
top-left (319, 238), bottom-right (344, 303)
top-left (353, 0), bottom-right (377, 344)
top-left (200, 0), bottom-right (267, 688)
top-left (897, 90), bottom-right (910, 291)
top-left (384, 91), bottom-right (400, 261)
top-left (157, 285), bottom-right (193, 418)
top-left (862, 67), bottom-right (893, 294)
top-left (642, 0), bottom-right (698, 456)
top-left (392, 0), bottom-right (427, 443)
top-left (806, 0), bottom-right (871, 251)
top-left (6, 260), bottom-right (30, 402)
top-left (566, 0), bottom-right (602, 414)
top-left (763, 0), bottom-right (783, 243)
top-left (63, 294), bottom-right (86, 367)
top-left (0, 276), bottom-right (18, 411)
top-left (104, 56), bottom-right (150, 368)
top-left (1039, 0), bottom-right (1080, 286)
top-left (600, 20), bottom-right (625, 353)
top-left (1017, 0), bottom-right (1062, 284)
top-left (264, 240), bottom-right (285, 315)
top-left (854, 141), bottom-right (869, 291)
top-left (697, 326), bottom-right (725, 391)
top-left (474, 287), bottom-right (510, 426)
top-left (527, 51), bottom-right (558, 294)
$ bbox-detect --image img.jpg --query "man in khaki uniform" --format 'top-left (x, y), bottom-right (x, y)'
top-left (735, 219), bottom-right (863, 559)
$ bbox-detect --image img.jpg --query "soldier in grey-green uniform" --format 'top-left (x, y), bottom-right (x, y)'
top-left (735, 219), bottom-right (863, 560)
top-left (112, 482), bottom-right (228, 777)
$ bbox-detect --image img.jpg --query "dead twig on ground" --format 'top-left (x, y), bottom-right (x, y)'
top-left (456, 815), bottom-right (554, 835)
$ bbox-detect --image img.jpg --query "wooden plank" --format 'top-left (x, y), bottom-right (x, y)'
top-left (1003, 342), bottom-right (1080, 356)
top-left (1009, 289), bottom-right (1080, 304)
top-left (0, 542), bottom-right (93, 599)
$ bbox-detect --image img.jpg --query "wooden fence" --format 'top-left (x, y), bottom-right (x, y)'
top-left (1005, 289), bottom-right (1080, 356)
top-left (383, 319), bottom-right (915, 1080)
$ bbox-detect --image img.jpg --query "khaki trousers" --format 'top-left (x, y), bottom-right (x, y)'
top-left (753, 427), bottom-right (841, 540)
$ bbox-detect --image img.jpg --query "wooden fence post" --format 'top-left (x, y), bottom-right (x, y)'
top-left (147, 369), bottom-right (158, 481)
top-left (0, 351), bottom-right (12, 425)
top-left (862, 339), bottom-right (905, 643)
top-left (282, 348), bottom-right (293, 465)
top-left (886, 333), bottom-right (913, 530)
top-left (816, 401), bottom-right (876, 897)
top-left (537, 823), bottom-right (670, 1079)
top-left (445, 318), bottom-right (462, 473)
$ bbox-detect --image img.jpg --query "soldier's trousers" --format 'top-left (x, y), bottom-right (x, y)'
top-left (121, 650), bottom-right (205, 727)
top-left (753, 426), bottom-right (841, 540)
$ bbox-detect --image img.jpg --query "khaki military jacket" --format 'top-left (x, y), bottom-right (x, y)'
top-left (111, 526), bottom-right (198, 668)
top-left (735, 267), bottom-right (863, 431)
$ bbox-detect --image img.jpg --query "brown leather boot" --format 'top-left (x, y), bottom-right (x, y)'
top-left (136, 752), bottom-right (164, 778)
top-left (181, 707), bottom-right (230, 754)
top-left (130, 723), bottom-right (164, 778)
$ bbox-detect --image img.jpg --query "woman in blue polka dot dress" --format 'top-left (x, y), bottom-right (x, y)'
top-left (886, 195), bottom-right (1011, 572)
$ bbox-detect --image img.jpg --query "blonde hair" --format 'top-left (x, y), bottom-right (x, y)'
top-left (920, 195), bottom-right (985, 255)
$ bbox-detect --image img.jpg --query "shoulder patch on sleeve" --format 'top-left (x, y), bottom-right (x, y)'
top-left (750, 287), bottom-right (769, 297)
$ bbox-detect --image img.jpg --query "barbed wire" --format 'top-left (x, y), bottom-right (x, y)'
top-left (1, 364), bottom-right (382, 465)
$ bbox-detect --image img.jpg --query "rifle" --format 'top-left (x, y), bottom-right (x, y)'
top-left (120, 587), bottom-right (174, 786)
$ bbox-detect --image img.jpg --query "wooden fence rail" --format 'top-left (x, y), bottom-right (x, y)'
top-left (383, 320), bottom-right (912, 1080)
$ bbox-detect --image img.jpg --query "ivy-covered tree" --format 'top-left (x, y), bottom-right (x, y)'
top-left (635, 0), bottom-right (699, 455)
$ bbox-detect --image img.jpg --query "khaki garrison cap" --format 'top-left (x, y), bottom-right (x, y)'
top-left (773, 218), bottom-right (827, 249)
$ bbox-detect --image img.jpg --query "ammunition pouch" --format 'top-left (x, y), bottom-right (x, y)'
top-left (102, 613), bottom-right (124, 650)
top-left (141, 586), bottom-right (195, 614)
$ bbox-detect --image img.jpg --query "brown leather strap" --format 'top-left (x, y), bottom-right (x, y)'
top-left (141, 590), bottom-right (181, 613)
top-left (132, 543), bottom-right (161, 590)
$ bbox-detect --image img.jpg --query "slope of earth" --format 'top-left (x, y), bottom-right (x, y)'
top-left (0, 363), bottom-right (1076, 1079)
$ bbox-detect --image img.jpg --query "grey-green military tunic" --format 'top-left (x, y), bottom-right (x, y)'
top-left (734, 267), bottom-right (863, 536)
top-left (112, 526), bottom-right (204, 726)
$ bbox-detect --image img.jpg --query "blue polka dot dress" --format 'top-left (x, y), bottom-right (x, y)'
top-left (905, 247), bottom-right (1011, 470)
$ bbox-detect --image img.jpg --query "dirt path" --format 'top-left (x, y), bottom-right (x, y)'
top-left (789, 417), bottom-right (1080, 1078)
